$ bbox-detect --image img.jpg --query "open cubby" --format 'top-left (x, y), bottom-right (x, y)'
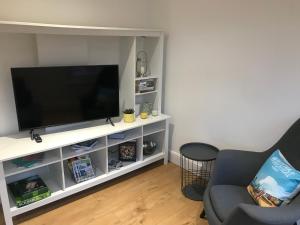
top-left (135, 36), bottom-right (162, 114)
top-left (62, 136), bottom-right (106, 160)
top-left (107, 137), bottom-right (142, 172)
top-left (135, 36), bottom-right (162, 77)
top-left (3, 149), bottom-right (61, 177)
top-left (107, 127), bottom-right (142, 147)
top-left (63, 150), bottom-right (107, 189)
top-left (135, 78), bottom-right (158, 94)
top-left (143, 120), bottom-right (166, 136)
top-left (143, 131), bottom-right (165, 161)
top-left (6, 162), bottom-right (63, 208)
top-left (135, 92), bottom-right (159, 114)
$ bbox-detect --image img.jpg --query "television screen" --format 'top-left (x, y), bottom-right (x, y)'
top-left (11, 65), bottom-right (119, 131)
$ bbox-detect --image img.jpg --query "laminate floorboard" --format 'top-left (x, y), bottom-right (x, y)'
top-left (1, 162), bottom-right (208, 225)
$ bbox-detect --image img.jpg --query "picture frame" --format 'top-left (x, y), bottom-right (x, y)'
top-left (119, 141), bottom-right (136, 161)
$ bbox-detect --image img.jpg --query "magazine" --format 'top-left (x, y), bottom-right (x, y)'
top-left (67, 155), bottom-right (96, 183)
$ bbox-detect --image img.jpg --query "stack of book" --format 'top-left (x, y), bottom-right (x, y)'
top-left (67, 155), bottom-right (95, 183)
top-left (8, 175), bottom-right (51, 208)
top-left (71, 139), bottom-right (99, 153)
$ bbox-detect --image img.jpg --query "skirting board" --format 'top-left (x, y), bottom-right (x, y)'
top-left (169, 150), bottom-right (180, 166)
top-left (169, 150), bottom-right (204, 170)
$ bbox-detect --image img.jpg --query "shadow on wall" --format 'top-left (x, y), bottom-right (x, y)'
top-left (168, 123), bottom-right (174, 151)
top-left (160, 34), bottom-right (174, 153)
top-left (161, 35), bottom-right (168, 113)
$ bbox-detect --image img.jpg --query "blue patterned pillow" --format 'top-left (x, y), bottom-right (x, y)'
top-left (247, 150), bottom-right (300, 207)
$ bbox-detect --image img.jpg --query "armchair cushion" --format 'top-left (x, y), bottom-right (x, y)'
top-left (247, 150), bottom-right (300, 207)
top-left (210, 185), bottom-right (255, 222)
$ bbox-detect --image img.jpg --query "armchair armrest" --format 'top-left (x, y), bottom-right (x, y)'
top-left (210, 150), bottom-right (269, 186)
top-left (223, 203), bottom-right (300, 225)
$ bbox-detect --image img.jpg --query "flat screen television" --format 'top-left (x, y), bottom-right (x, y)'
top-left (11, 65), bottom-right (119, 131)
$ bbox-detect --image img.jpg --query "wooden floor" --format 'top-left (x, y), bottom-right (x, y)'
top-left (1, 162), bottom-right (208, 225)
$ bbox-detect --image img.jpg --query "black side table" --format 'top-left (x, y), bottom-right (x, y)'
top-left (180, 142), bottom-right (219, 201)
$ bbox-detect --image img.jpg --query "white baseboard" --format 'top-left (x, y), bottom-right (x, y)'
top-left (169, 150), bottom-right (180, 166)
top-left (169, 150), bottom-right (204, 170)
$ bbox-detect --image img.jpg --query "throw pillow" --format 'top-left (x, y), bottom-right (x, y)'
top-left (247, 149), bottom-right (300, 207)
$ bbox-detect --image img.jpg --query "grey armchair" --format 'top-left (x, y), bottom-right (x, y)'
top-left (203, 119), bottom-right (300, 225)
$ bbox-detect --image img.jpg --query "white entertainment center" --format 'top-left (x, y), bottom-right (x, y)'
top-left (0, 21), bottom-right (169, 225)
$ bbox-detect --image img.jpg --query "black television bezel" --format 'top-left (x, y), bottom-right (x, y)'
top-left (11, 65), bottom-right (120, 131)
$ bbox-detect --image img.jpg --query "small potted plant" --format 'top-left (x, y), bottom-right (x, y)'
top-left (123, 108), bottom-right (135, 123)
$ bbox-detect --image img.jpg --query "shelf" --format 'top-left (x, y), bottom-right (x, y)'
top-left (135, 90), bottom-right (158, 96)
top-left (135, 75), bottom-right (158, 81)
top-left (144, 129), bottom-right (165, 137)
top-left (62, 142), bottom-right (106, 160)
top-left (143, 148), bottom-right (163, 161)
top-left (143, 150), bottom-right (164, 161)
top-left (4, 150), bottom-right (61, 177)
top-left (108, 135), bottom-right (142, 147)
top-left (143, 120), bottom-right (166, 136)
top-left (108, 161), bottom-right (138, 173)
top-left (0, 114), bottom-right (169, 162)
top-left (0, 21), bottom-right (163, 37)
top-left (107, 128), bottom-right (142, 147)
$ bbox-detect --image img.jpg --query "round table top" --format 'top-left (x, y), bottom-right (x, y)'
top-left (180, 142), bottom-right (219, 161)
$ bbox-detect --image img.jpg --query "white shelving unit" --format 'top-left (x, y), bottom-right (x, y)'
top-left (0, 21), bottom-right (168, 225)
top-left (0, 115), bottom-right (170, 224)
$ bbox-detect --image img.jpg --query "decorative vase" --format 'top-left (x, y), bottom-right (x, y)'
top-left (123, 113), bottom-right (135, 123)
top-left (141, 102), bottom-right (153, 114)
top-left (152, 110), bottom-right (158, 116)
top-left (143, 141), bottom-right (157, 155)
top-left (135, 104), bottom-right (141, 116)
top-left (136, 50), bottom-right (148, 77)
top-left (140, 112), bottom-right (148, 119)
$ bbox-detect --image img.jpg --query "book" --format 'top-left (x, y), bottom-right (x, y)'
top-left (8, 175), bottom-right (51, 207)
top-left (15, 191), bottom-right (51, 208)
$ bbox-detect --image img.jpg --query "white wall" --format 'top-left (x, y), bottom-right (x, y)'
top-left (151, 0), bottom-right (300, 152)
top-left (0, 0), bottom-right (151, 28)
top-left (0, 34), bottom-right (38, 136)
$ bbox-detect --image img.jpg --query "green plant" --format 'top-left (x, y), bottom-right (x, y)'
top-left (123, 108), bottom-right (135, 114)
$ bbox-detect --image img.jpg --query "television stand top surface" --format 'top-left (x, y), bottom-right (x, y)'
top-left (0, 114), bottom-right (170, 162)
